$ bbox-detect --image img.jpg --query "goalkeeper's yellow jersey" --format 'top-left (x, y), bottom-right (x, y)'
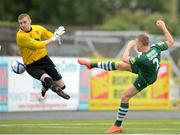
top-left (16, 25), bottom-right (53, 65)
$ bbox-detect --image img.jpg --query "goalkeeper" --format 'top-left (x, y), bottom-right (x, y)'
top-left (16, 13), bottom-right (70, 100)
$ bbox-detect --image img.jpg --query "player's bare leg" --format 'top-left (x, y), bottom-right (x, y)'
top-left (78, 58), bottom-right (131, 72)
top-left (78, 59), bottom-right (116, 70)
top-left (106, 85), bottom-right (139, 133)
top-left (53, 79), bottom-right (70, 99)
top-left (54, 79), bottom-right (66, 91)
top-left (39, 74), bottom-right (70, 100)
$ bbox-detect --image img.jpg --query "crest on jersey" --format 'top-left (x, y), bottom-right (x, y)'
top-left (35, 30), bottom-right (39, 34)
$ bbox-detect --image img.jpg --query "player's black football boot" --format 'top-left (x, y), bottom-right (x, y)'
top-left (41, 82), bottom-right (49, 97)
top-left (38, 86), bottom-right (48, 101)
top-left (41, 89), bottom-right (46, 97)
top-left (51, 84), bottom-right (70, 100)
top-left (56, 87), bottom-right (70, 100)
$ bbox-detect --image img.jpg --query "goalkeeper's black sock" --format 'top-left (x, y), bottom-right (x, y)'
top-left (61, 85), bottom-right (66, 90)
top-left (91, 61), bottom-right (116, 71)
top-left (114, 103), bottom-right (129, 127)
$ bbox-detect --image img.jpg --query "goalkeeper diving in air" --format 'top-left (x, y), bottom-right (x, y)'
top-left (78, 20), bottom-right (174, 133)
top-left (16, 13), bottom-right (70, 100)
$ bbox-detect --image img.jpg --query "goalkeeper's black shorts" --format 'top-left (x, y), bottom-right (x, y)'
top-left (26, 55), bottom-right (62, 81)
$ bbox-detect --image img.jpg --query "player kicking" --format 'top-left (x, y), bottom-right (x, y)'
top-left (16, 13), bottom-right (70, 100)
top-left (78, 20), bottom-right (174, 133)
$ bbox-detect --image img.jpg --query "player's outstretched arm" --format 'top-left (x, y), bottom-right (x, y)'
top-left (122, 40), bottom-right (136, 64)
top-left (45, 26), bottom-right (65, 46)
top-left (156, 20), bottom-right (174, 47)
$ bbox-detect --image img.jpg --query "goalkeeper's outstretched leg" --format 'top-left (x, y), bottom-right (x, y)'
top-left (40, 74), bottom-right (70, 100)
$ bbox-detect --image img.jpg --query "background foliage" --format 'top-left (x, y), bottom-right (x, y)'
top-left (0, 0), bottom-right (180, 35)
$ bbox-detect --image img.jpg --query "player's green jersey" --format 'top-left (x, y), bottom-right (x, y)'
top-left (130, 41), bottom-right (168, 84)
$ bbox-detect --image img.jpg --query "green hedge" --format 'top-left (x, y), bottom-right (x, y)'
top-left (99, 9), bottom-right (180, 36)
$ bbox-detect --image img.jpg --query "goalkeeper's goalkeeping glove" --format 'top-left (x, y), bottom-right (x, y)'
top-left (51, 26), bottom-right (65, 44)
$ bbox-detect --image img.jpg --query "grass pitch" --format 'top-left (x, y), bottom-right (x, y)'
top-left (0, 118), bottom-right (180, 134)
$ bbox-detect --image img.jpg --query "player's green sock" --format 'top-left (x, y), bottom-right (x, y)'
top-left (114, 103), bottom-right (129, 126)
top-left (91, 61), bottom-right (116, 70)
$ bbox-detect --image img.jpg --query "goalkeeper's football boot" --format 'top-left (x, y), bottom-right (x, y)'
top-left (38, 86), bottom-right (48, 102)
top-left (41, 87), bottom-right (48, 97)
top-left (51, 84), bottom-right (70, 100)
top-left (56, 88), bottom-right (70, 100)
top-left (41, 82), bottom-right (49, 97)
top-left (78, 59), bottom-right (92, 69)
top-left (105, 125), bottom-right (123, 133)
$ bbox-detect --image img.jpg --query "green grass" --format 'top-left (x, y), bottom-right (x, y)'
top-left (0, 118), bottom-right (180, 134)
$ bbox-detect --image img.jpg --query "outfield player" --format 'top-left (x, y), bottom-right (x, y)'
top-left (16, 13), bottom-right (70, 100)
top-left (78, 20), bottom-right (174, 133)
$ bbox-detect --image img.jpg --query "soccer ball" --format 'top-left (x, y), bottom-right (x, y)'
top-left (11, 60), bottom-right (26, 74)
